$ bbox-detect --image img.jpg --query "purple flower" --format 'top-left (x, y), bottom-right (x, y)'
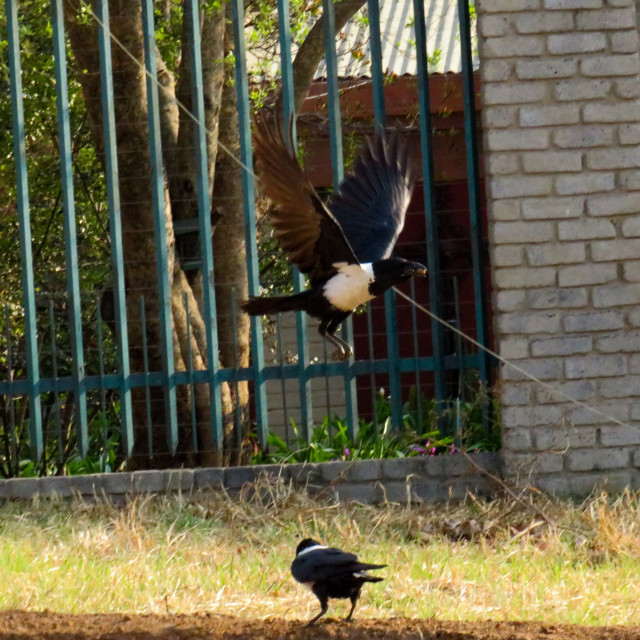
top-left (411, 445), bottom-right (427, 455)
top-left (344, 447), bottom-right (351, 458)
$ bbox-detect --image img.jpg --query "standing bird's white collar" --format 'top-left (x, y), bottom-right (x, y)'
top-left (297, 544), bottom-right (328, 557)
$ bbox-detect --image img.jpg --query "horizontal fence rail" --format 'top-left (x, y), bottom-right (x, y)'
top-left (0, 0), bottom-right (492, 476)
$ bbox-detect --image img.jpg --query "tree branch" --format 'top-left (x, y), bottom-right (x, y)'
top-left (276, 0), bottom-right (366, 117)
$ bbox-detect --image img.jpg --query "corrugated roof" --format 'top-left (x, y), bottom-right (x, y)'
top-left (315, 0), bottom-right (478, 78)
top-left (247, 0), bottom-right (478, 80)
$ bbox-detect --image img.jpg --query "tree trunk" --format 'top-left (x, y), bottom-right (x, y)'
top-left (169, 6), bottom-right (226, 278)
top-left (63, 1), bottom-right (218, 468)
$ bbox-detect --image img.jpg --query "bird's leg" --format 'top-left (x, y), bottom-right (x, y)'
top-left (319, 319), bottom-right (353, 361)
top-left (345, 590), bottom-right (360, 622)
top-left (307, 594), bottom-right (329, 626)
top-left (327, 333), bottom-right (352, 361)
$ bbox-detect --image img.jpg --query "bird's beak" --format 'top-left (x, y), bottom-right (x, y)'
top-left (405, 264), bottom-right (427, 278)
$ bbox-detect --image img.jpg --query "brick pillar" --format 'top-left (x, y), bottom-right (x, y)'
top-left (476, 0), bottom-right (640, 495)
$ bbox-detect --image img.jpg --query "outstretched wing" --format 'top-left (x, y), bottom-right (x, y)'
top-left (327, 129), bottom-right (415, 264)
top-left (291, 547), bottom-right (385, 583)
top-left (253, 116), bottom-right (358, 285)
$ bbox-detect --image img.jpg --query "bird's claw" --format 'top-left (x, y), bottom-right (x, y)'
top-left (331, 347), bottom-right (352, 361)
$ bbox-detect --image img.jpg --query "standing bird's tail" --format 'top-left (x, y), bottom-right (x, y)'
top-left (241, 291), bottom-right (312, 316)
top-left (352, 562), bottom-right (387, 582)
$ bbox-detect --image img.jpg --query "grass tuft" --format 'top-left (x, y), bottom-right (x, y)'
top-left (0, 477), bottom-right (640, 624)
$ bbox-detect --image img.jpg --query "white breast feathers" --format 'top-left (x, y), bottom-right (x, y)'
top-left (323, 263), bottom-right (375, 312)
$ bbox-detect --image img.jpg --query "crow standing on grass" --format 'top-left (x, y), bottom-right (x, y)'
top-left (291, 538), bottom-right (386, 625)
top-left (241, 117), bottom-right (427, 360)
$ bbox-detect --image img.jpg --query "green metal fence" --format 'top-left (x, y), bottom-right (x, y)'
top-left (0, 0), bottom-right (491, 475)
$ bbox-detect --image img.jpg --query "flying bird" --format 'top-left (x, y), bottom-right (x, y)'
top-left (291, 538), bottom-right (386, 625)
top-left (241, 116), bottom-right (426, 360)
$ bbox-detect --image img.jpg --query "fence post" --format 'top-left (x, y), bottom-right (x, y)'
top-left (322, 0), bottom-right (359, 441)
top-left (185, 0), bottom-right (225, 452)
top-left (96, 0), bottom-right (134, 457)
top-left (230, 0), bottom-right (270, 448)
top-left (141, 0), bottom-right (179, 453)
top-left (366, 0), bottom-right (404, 430)
top-left (5, 0), bottom-right (43, 460)
top-left (458, 0), bottom-right (490, 389)
top-left (276, 0), bottom-right (314, 443)
top-left (51, 0), bottom-right (89, 456)
top-left (413, 0), bottom-right (447, 410)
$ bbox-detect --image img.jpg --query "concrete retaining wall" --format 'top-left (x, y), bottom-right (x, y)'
top-left (0, 453), bottom-right (502, 504)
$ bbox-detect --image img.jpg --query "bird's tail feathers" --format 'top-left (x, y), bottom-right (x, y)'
top-left (241, 292), bottom-right (310, 316)
top-left (353, 562), bottom-right (386, 581)
top-left (352, 572), bottom-right (385, 583)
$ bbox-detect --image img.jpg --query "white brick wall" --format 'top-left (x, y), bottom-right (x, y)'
top-left (477, 0), bottom-right (640, 493)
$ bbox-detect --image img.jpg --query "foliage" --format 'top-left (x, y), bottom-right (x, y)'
top-left (253, 386), bottom-right (500, 465)
top-left (1, 388), bottom-right (122, 478)
top-left (0, 0), bottom-right (119, 478)
top-left (0, 0), bottom-right (110, 308)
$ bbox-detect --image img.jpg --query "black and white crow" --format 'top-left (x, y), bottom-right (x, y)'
top-left (291, 537), bottom-right (386, 625)
top-left (241, 117), bottom-right (427, 360)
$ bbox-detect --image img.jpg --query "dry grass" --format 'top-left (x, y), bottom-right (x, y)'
top-left (1, 476), bottom-right (640, 625)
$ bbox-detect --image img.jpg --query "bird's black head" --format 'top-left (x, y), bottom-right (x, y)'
top-left (370, 257), bottom-right (427, 295)
top-left (295, 538), bottom-right (322, 556)
top-left (399, 260), bottom-right (428, 280)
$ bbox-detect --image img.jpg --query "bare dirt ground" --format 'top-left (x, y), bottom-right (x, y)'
top-left (1, 611), bottom-right (639, 640)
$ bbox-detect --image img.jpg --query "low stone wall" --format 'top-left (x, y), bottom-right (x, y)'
top-left (0, 453), bottom-right (502, 504)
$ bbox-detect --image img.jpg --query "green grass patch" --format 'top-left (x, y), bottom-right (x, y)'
top-left (0, 481), bottom-right (639, 624)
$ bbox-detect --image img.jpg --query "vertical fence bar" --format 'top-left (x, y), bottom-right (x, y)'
top-left (412, 0), bottom-right (446, 408)
top-left (278, 0), bottom-right (312, 443)
top-left (453, 276), bottom-right (463, 449)
top-left (366, 0), bottom-right (386, 129)
top-left (48, 301), bottom-right (63, 463)
top-left (6, 0), bottom-right (43, 460)
top-left (95, 297), bottom-right (109, 470)
top-left (410, 279), bottom-right (423, 431)
top-left (4, 307), bottom-right (18, 474)
top-left (366, 303), bottom-right (378, 429)
top-left (96, 0), bottom-right (134, 457)
top-left (182, 293), bottom-right (198, 454)
top-left (276, 315), bottom-right (290, 445)
top-left (140, 297), bottom-right (153, 459)
top-left (51, 0), bottom-right (89, 456)
top-left (230, 289), bottom-right (243, 453)
top-left (185, 0), bottom-right (224, 450)
top-left (367, 0), bottom-right (403, 430)
top-left (278, 0), bottom-right (296, 142)
top-left (230, 0), bottom-right (269, 448)
top-left (322, 0), bottom-right (359, 441)
top-left (141, 0), bottom-right (179, 454)
top-left (458, 0), bottom-right (490, 387)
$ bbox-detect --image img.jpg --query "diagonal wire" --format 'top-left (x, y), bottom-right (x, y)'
top-left (86, 4), bottom-right (638, 439)
top-left (393, 286), bottom-right (640, 436)
top-left (87, 4), bottom-right (258, 180)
